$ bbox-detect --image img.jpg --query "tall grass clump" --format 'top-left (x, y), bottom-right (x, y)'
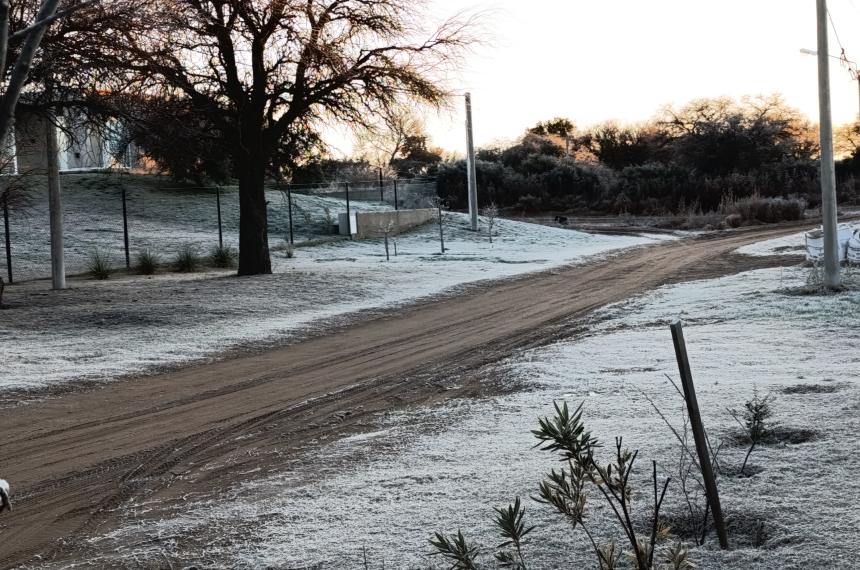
top-left (136, 250), bottom-right (159, 275)
top-left (724, 193), bottom-right (806, 226)
top-left (210, 244), bottom-right (236, 268)
top-left (174, 244), bottom-right (201, 272)
top-left (88, 250), bottom-right (111, 280)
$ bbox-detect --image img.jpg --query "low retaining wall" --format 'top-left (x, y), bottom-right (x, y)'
top-left (338, 208), bottom-right (436, 239)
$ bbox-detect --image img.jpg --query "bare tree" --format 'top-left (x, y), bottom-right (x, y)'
top-left (481, 202), bottom-right (498, 243)
top-left (85, 0), bottom-right (476, 275)
top-left (354, 105), bottom-right (426, 169)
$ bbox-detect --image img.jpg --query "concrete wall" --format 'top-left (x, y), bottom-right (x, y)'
top-left (338, 208), bottom-right (436, 239)
top-left (14, 112), bottom-right (48, 173)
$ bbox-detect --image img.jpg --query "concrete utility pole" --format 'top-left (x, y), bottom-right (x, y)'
top-left (45, 112), bottom-right (65, 290)
top-left (816, 0), bottom-right (841, 289)
top-left (465, 92), bottom-right (478, 231)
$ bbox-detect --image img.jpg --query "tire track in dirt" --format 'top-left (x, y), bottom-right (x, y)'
top-left (0, 223), bottom-right (817, 566)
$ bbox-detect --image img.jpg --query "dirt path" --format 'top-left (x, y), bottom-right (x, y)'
top-left (0, 223), bottom-right (814, 566)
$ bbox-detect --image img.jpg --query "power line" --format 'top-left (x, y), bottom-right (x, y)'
top-left (827, 8), bottom-right (845, 52)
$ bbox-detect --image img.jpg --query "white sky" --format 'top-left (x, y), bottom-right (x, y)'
top-left (409, 0), bottom-right (860, 153)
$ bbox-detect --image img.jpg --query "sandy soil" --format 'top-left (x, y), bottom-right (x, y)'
top-left (0, 223), bottom-right (813, 567)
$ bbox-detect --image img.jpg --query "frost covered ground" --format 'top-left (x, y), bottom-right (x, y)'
top-left (735, 231), bottom-right (807, 257)
top-left (1, 173), bottom-right (398, 281)
top-left (0, 183), bottom-right (672, 390)
top-left (73, 265), bottom-right (860, 569)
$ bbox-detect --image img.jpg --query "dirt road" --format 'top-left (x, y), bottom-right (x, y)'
top-left (0, 224), bottom-right (812, 566)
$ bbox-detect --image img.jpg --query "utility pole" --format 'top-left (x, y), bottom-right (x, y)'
top-left (465, 93), bottom-right (478, 231)
top-left (45, 112), bottom-right (65, 290)
top-left (816, 0), bottom-right (841, 289)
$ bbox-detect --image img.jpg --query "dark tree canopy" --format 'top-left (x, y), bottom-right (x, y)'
top-left (660, 95), bottom-right (817, 176)
top-left (575, 123), bottom-right (669, 170)
top-left (528, 117), bottom-right (574, 138)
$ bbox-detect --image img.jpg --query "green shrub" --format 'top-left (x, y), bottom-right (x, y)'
top-left (88, 250), bottom-right (111, 280)
top-left (173, 244), bottom-right (201, 272)
top-left (136, 250), bottom-right (159, 275)
top-left (209, 244), bottom-right (236, 268)
top-left (431, 401), bottom-right (690, 570)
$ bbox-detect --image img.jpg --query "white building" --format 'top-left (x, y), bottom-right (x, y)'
top-left (7, 109), bottom-right (139, 175)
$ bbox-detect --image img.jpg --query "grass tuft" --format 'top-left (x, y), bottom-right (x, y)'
top-left (210, 244), bottom-right (236, 268)
top-left (174, 244), bottom-right (201, 272)
top-left (136, 249), bottom-right (159, 275)
top-left (88, 250), bottom-right (111, 280)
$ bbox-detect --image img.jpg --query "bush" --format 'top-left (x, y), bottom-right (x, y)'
top-left (173, 244), bottom-right (201, 272)
top-left (136, 249), bottom-right (159, 275)
top-left (431, 401), bottom-right (691, 570)
top-left (209, 244), bottom-right (236, 268)
top-left (88, 250), bottom-right (111, 280)
top-left (726, 194), bottom-right (806, 225)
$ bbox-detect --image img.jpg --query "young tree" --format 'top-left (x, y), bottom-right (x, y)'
top-left (481, 202), bottom-right (498, 243)
top-left (89, 0), bottom-right (475, 275)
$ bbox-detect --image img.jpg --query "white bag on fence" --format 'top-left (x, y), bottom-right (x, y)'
top-left (848, 232), bottom-right (860, 264)
top-left (805, 225), bottom-right (854, 262)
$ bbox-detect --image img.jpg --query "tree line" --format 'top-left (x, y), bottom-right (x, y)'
top-left (438, 95), bottom-right (860, 220)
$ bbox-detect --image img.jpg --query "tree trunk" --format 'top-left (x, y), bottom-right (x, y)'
top-left (237, 154), bottom-right (271, 275)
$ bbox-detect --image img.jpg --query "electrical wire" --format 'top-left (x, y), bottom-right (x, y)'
top-left (827, 7), bottom-right (858, 79)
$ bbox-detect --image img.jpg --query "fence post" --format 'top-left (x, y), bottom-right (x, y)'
top-left (438, 206), bottom-right (445, 254)
top-left (3, 198), bottom-right (11, 283)
top-left (216, 186), bottom-right (223, 248)
top-left (378, 168), bottom-right (384, 202)
top-left (393, 179), bottom-right (399, 210)
top-left (121, 185), bottom-right (130, 269)
top-left (345, 182), bottom-right (352, 239)
top-left (670, 320), bottom-right (729, 549)
top-left (287, 183), bottom-right (294, 245)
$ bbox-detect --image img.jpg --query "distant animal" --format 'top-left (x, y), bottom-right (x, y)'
top-left (554, 215), bottom-right (569, 225)
top-left (0, 479), bottom-right (10, 512)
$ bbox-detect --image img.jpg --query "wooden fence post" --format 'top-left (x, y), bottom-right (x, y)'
top-left (670, 320), bottom-right (729, 549)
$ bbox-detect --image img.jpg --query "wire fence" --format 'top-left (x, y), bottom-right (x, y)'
top-left (0, 173), bottom-right (438, 283)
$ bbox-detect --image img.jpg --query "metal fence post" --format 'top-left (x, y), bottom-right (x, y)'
top-left (216, 186), bottom-right (223, 248)
top-left (670, 320), bottom-right (729, 549)
top-left (438, 206), bottom-right (445, 253)
top-left (287, 183), bottom-right (294, 245)
top-left (3, 198), bottom-right (11, 283)
top-left (378, 168), bottom-right (384, 201)
top-left (121, 185), bottom-right (130, 269)
top-left (345, 182), bottom-right (352, 239)
top-left (393, 179), bottom-right (399, 210)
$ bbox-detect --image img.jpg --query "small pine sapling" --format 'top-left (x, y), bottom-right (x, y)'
top-left (728, 389), bottom-right (774, 476)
